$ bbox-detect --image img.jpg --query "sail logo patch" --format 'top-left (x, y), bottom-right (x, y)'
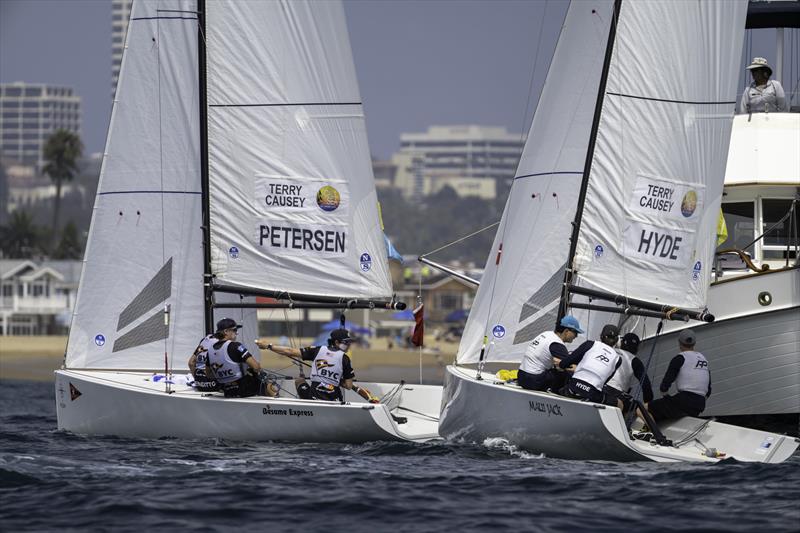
top-left (681, 190), bottom-right (698, 217)
top-left (594, 244), bottom-right (604, 258)
top-left (692, 261), bottom-right (702, 281)
top-left (625, 221), bottom-right (694, 268)
top-left (360, 252), bottom-right (372, 272)
top-left (94, 334), bottom-right (106, 347)
top-left (630, 175), bottom-right (704, 221)
top-left (258, 223), bottom-right (347, 257)
top-left (316, 186), bottom-right (341, 212)
top-left (492, 325), bottom-right (506, 338)
top-left (229, 246), bottom-right (239, 259)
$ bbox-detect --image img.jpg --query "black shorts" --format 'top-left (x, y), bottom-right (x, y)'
top-left (518, 368), bottom-right (566, 392)
top-left (222, 373), bottom-right (262, 398)
top-left (564, 378), bottom-right (604, 403)
top-left (193, 372), bottom-right (219, 392)
top-left (296, 381), bottom-right (342, 402)
top-left (649, 392), bottom-right (705, 422)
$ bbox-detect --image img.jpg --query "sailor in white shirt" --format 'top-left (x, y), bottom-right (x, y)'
top-left (740, 57), bottom-right (787, 113)
top-left (517, 315), bottom-right (583, 392)
top-left (560, 324), bottom-right (622, 403)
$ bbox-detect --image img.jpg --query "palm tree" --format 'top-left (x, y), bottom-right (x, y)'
top-left (42, 129), bottom-right (83, 250)
top-left (52, 221), bottom-right (83, 259)
top-left (0, 210), bottom-right (43, 258)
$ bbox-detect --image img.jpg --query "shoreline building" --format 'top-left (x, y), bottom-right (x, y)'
top-left (390, 125), bottom-right (524, 200)
top-left (0, 83), bottom-right (82, 169)
top-left (112, 0), bottom-right (134, 99)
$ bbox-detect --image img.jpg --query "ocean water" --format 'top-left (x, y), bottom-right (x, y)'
top-left (1, 379), bottom-right (798, 532)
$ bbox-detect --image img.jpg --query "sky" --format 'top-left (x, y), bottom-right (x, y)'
top-left (0, 0), bottom-right (791, 159)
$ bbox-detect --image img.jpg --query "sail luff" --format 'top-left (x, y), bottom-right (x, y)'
top-left (197, 0), bottom-right (213, 334)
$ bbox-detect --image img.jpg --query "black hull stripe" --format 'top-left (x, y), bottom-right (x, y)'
top-left (514, 171), bottom-right (582, 181)
top-left (606, 92), bottom-right (736, 105)
top-left (209, 102), bottom-right (362, 108)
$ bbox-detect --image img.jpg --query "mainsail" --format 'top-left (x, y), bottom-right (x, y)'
top-left (66, 0), bottom-right (389, 371)
top-left (457, 0), bottom-right (747, 364)
top-left (205, 1), bottom-right (392, 301)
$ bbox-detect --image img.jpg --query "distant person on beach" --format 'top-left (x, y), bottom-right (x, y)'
top-left (188, 331), bottom-right (220, 392)
top-left (740, 57), bottom-right (786, 113)
top-left (257, 328), bottom-right (380, 404)
top-left (517, 315), bottom-right (583, 392)
top-left (206, 318), bottom-right (278, 398)
top-left (647, 329), bottom-right (711, 422)
top-left (603, 333), bottom-right (653, 413)
top-left (559, 324), bottom-right (622, 403)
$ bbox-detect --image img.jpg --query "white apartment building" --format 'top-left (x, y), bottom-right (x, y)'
top-left (112, 0), bottom-right (134, 99)
top-left (0, 83), bottom-right (82, 168)
top-left (391, 125), bottom-right (524, 200)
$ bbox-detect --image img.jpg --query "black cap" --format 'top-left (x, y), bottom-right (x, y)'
top-left (621, 333), bottom-right (640, 354)
top-left (600, 324), bottom-right (620, 339)
top-left (216, 318), bottom-right (243, 332)
top-left (329, 328), bottom-right (354, 343)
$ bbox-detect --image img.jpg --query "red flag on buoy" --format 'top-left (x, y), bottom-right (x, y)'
top-left (411, 303), bottom-right (424, 347)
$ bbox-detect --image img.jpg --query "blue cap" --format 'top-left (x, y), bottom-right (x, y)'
top-left (559, 316), bottom-right (584, 334)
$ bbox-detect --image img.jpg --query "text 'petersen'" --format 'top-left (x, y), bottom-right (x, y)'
top-left (265, 184), bottom-right (305, 208)
top-left (260, 225), bottom-right (346, 253)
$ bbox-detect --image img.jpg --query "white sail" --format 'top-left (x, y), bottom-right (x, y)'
top-left (66, 0), bottom-right (205, 370)
top-left (204, 0), bottom-right (392, 300)
top-left (571, 1), bottom-right (748, 310)
top-left (457, 0), bottom-right (615, 364)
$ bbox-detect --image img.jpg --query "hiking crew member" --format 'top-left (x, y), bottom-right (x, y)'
top-left (518, 316), bottom-right (583, 392)
top-left (603, 333), bottom-right (653, 412)
top-left (188, 333), bottom-right (219, 392)
top-left (560, 324), bottom-right (622, 403)
top-left (648, 329), bottom-right (710, 421)
top-left (258, 328), bottom-right (379, 403)
top-left (207, 318), bottom-right (277, 398)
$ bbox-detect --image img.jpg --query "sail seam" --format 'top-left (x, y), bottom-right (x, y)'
top-left (98, 191), bottom-right (202, 196)
top-left (606, 92), bottom-right (736, 105)
top-left (131, 16), bottom-right (197, 21)
top-left (514, 171), bottom-right (583, 180)
top-left (209, 102), bottom-right (361, 107)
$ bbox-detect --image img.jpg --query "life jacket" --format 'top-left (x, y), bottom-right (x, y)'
top-left (572, 341), bottom-right (620, 391)
top-left (207, 340), bottom-right (245, 384)
top-left (520, 331), bottom-right (565, 375)
top-left (675, 350), bottom-right (710, 396)
top-left (309, 346), bottom-right (346, 388)
top-left (606, 348), bottom-right (635, 393)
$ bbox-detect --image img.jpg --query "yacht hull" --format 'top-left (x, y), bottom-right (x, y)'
top-left (55, 370), bottom-right (441, 443)
top-left (438, 365), bottom-right (798, 463)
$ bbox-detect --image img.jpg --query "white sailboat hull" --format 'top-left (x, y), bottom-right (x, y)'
top-left (438, 366), bottom-right (799, 463)
top-left (55, 370), bottom-right (441, 443)
top-left (643, 267), bottom-right (800, 417)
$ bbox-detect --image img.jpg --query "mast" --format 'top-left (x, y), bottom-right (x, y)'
top-left (197, 0), bottom-right (214, 333)
top-left (557, 0), bottom-right (622, 323)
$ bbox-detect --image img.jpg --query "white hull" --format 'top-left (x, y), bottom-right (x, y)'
top-left (55, 370), bottom-right (441, 443)
top-left (642, 267), bottom-right (800, 417)
top-left (438, 366), bottom-right (799, 463)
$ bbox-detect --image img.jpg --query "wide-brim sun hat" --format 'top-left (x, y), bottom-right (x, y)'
top-left (746, 57), bottom-right (772, 77)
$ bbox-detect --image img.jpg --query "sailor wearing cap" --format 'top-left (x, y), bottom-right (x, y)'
top-left (206, 318), bottom-right (277, 398)
top-left (258, 328), bottom-right (379, 404)
top-left (740, 57), bottom-right (786, 113)
top-left (517, 316), bottom-right (583, 392)
top-left (647, 329), bottom-right (711, 422)
top-left (603, 333), bottom-right (654, 413)
top-left (559, 324), bottom-right (622, 403)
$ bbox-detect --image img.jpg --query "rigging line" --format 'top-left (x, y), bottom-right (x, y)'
top-left (419, 221), bottom-right (500, 257)
top-left (209, 102), bottom-right (361, 108)
top-left (514, 171), bottom-right (582, 180)
top-left (516, 0), bottom-right (550, 146)
top-left (605, 92), bottom-right (736, 106)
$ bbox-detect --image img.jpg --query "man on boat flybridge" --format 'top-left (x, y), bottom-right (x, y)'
top-left (559, 324), bottom-right (622, 404)
top-left (206, 318), bottom-right (278, 398)
top-left (257, 329), bottom-right (380, 404)
top-left (740, 57), bottom-right (787, 114)
top-left (517, 316), bottom-right (584, 392)
top-left (647, 330), bottom-right (711, 422)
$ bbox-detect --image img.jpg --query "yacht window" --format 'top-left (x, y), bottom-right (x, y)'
top-left (718, 202), bottom-right (755, 252)
top-left (762, 199), bottom-right (799, 260)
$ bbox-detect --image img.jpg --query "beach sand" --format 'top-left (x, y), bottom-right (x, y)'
top-left (0, 335), bottom-right (455, 384)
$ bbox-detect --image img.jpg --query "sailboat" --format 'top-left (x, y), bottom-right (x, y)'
top-left (55, 0), bottom-right (441, 443)
top-left (438, 0), bottom-right (799, 462)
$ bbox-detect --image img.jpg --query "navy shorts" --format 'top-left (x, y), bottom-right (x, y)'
top-left (564, 378), bottom-right (604, 403)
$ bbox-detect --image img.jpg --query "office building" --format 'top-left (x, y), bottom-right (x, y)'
top-left (0, 83), bottom-right (82, 168)
top-left (112, 0), bottom-right (133, 99)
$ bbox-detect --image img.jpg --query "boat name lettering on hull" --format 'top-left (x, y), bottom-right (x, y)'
top-left (262, 406), bottom-right (314, 417)
top-left (528, 401), bottom-right (563, 417)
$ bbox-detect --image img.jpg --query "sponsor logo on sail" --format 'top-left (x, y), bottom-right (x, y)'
top-left (360, 252), bottom-right (372, 272)
top-left (594, 244), bottom-right (604, 258)
top-left (94, 334), bottom-right (105, 347)
top-left (316, 185), bottom-right (341, 212)
top-left (681, 190), bottom-right (698, 217)
top-left (492, 325), bottom-right (506, 338)
top-left (259, 224), bottom-right (346, 255)
top-left (692, 260), bottom-right (702, 281)
top-left (229, 246), bottom-right (239, 259)
top-left (264, 183), bottom-right (307, 208)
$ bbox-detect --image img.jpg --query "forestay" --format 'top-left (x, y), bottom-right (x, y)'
top-left (66, 0), bottom-right (205, 370)
top-left (205, 0), bottom-right (392, 300)
top-left (457, 0), bottom-right (614, 364)
top-left (571, 1), bottom-right (748, 311)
